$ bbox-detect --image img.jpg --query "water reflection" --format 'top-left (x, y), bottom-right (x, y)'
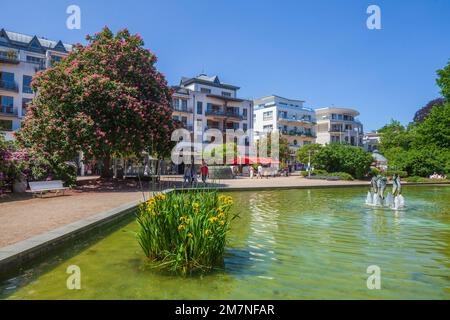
top-left (1, 186), bottom-right (449, 299)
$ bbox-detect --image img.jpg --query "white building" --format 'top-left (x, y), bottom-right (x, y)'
top-left (0, 29), bottom-right (71, 140)
top-left (363, 132), bottom-right (381, 152)
top-left (171, 74), bottom-right (253, 143)
top-left (315, 107), bottom-right (363, 146)
top-left (253, 95), bottom-right (316, 156)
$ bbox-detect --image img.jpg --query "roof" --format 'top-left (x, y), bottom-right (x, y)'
top-left (0, 28), bottom-right (72, 53)
top-left (180, 74), bottom-right (240, 90)
top-left (254, 94), bottom-right (305, 104)
top-left (372, 151), bottom-right (387, 162)
top-left (315, 107), bottom-right (360, 116)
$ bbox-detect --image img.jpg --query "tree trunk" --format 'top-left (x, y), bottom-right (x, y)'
top-left (101, 155), bottom-right (112, 179)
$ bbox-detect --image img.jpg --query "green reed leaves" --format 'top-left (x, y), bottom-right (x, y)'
top-left (136, 190), bottom-right (237, 274)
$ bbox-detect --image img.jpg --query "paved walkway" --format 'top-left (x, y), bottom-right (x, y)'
top-left (0, 175), bottom-right (368, 248)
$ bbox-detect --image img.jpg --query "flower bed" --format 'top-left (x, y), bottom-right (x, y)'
top-left (136, 190), bottom-right (236, 274)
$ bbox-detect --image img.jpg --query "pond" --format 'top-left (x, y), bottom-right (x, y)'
top-left (1, 185), bottom-right (449, 299)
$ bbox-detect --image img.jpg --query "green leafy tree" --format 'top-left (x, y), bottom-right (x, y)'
top-left (377, 61), bottom-right (450, 177)
top-left (296, 143), bottom-right (322, 166)
top-left (378, 120), bottom-right (413, 153)
top-left (16, 27), bottom-right (177, 178)
top-left (437, 60), bottom-right (450, 100)
top-left (314, 144), bottom-right (373, 179)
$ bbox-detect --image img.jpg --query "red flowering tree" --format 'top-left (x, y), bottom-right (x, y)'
top-left (17, 27), bottom-right (177, 178)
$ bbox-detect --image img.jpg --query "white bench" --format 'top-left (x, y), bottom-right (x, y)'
top-left (29, 180), bottom-right (68, 198)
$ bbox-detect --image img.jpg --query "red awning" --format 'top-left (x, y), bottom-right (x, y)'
top-left (226, 156), bottom-right (280, 165)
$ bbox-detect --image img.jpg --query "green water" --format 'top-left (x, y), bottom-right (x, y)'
top-left (1, 185), bottom-right (449, 299)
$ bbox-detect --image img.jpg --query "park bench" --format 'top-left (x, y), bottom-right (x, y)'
top-left (29, 180), bottom-right (68, 198)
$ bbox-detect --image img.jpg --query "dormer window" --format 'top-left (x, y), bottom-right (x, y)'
top-left (221, 91), bottom-right (231, 97)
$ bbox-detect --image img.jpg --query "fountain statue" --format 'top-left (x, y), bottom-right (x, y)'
top-left (366, 174), bottom-right (405, 209)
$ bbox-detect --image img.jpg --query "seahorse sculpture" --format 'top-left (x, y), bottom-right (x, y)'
top-left (392, 174), bottom-right (402, 197)
top-left (376, 175), bottom-right (387, 200)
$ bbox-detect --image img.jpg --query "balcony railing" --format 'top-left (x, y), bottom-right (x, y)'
top-left (321, 116), bottom-right (362, 124)
top-left (173, 107), bottom-right (193, 113)
top-left (0, 55), bottom-right (20, 65)
top-left (278, 117), bottom-right (315, 125)
top-left (23, 86), bottom-right (33, 94)
top-left (328, 129), bottom-right (363, 135)
top-left (205, 126), bottom-right (221, 131)
top-left (181, 124), bottom-right (193, 131)
top-left (206, 109), bottom-right (242, 119)
top-left (281, 130), bottom-right (316, 138)
top-left (0, 106), bottom-right (18, 116)
top-left (0, 80), bottom-right (19, 92)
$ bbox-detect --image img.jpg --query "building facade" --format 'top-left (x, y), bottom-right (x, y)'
top-left (253, 95), bottom-right (316, 157)
top-left (363, 132), bottom-right (381, 152)
top-left (171, 74), bottom-right (253, 143)
top-left (315, 107), bottom-right (363, 146)
top-left (0, 29), bottom-right (71, 140)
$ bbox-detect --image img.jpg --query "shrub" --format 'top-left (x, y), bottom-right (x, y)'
top-left (330, 172), bottom-right (354, 181)
top-left (406, 176), bottom-right (424, 183)
top-left (384, 170), bottom-right (408, 178)
top-left (314, 144), bottom-right (373, 179)
top-left (136, 190), bottom-right (238, 274)
top-left (312, 169), bottom-right (329, 176)
top-left (299, 170), bottom-right (308, 177)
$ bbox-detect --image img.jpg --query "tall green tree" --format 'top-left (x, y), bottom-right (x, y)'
top-left (296, 143), bottom-right (322, 165)
top-left (437, 60), bottom-right (450, 100)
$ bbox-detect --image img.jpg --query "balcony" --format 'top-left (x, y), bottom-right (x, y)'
top-left (0, 106), bottom-right (18, 116)
top-left (281, 130), bottom-right (316, 138)
top-left (0, 56), bottom-right (20, 65)
top-left (0, 50), bottom-right (20, 65)
top-left (181, 124), bottom-right (193, 131)
top-left (0, 80), bottom-right (19, 92)
top-left (321, 115), bottom-right (362, 124)
top-left (328, 129), bottom-right (363, 135)
top-left (278, 116), bottom-right (315, 126)
top-left (173, 107), bottom-right (193, 113)
top-left (206, 109), bottom-right (242, 120)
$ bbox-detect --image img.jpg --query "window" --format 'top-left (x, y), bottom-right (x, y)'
top-left (26, 55), bottom-right (45, 66)
top-left (181, 116), bottom-right (188, 125)
top-left (0, 119), bottom-right (13, 131)
top-left (278, 111), bottom-right (287, 119)
top-left (242, 108), bottom-right (248, 118)
top-left (221, 91), bottom-right (231, 97)
top-left (50, 55), bottom-right (62, 66)
top-left (23, 75), bottom-right (33, 94)
top-left (172, 98), bottom-right (179, 109)
top-left (197, 101), bottom-right (203, 115)
top-left (243, 123), bottom-right (248, 131)
top-left (263, 111), bottom-right (273, 121)
top-left (263, 124), bottom-right (273, 132)
top-left (173, 115), bottom-right (179, 121)
top-left (22, 98), bottom-right (32, 116)
top-left (1, 71), bottom-right (14, 82)
top-left (181, 99), bottom-right (188, 110)
top-left (200, 88), bottom-right (211, 94)
top-left (1, 96), bottom-right (14, 114)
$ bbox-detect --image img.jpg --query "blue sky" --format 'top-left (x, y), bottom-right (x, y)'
top-left (2, 0), bottom-right (450, 131)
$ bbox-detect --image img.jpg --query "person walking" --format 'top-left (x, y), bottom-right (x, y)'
top-left (183, 164), bottom-right (191, 187)
top-left (257, 164), bottom-right (263, 179)
top-left (191, 165), bottom-right (198, 186)
top-left (200, 160), bottom-right (209, 185)
top-left (249, 166), bottom-right (254, 179)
